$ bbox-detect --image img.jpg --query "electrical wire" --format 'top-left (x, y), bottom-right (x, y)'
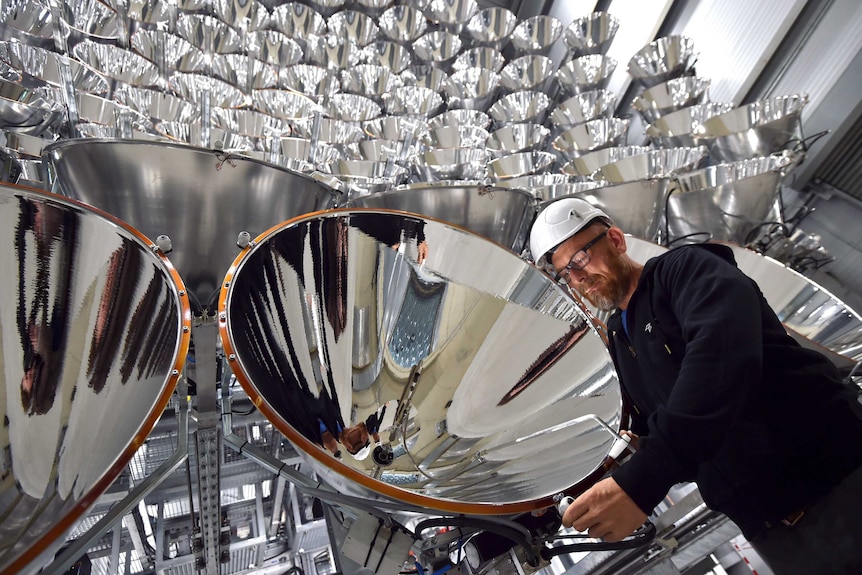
top-left (539, 521), bottom-right (657, 560)
top-left (414, 516), bottom-right (539, 567)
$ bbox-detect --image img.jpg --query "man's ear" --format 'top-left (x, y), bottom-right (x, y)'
top-left (607, 226), bottom-right (627, 253)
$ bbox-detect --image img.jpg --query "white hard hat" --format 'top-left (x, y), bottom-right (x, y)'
top-left (529, 198), bottom-right (610, 265)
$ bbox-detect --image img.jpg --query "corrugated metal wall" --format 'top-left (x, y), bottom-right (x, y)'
top-left (812, 111), bottom-right (862, 201)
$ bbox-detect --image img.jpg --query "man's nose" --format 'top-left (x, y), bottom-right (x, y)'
top-left (568, 267), bottom-right (588, 285)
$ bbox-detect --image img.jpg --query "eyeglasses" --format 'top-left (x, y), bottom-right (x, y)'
top-left (549, 227), bottom-right (609, 285)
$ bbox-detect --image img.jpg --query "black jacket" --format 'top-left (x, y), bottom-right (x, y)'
top-left (609, 244), bottom-right (862, 538)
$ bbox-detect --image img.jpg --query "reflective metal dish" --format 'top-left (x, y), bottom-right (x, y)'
top-left (345, 139), bottom-right (411, 162)
top-left (219, 209), bottom-right (623, 511)
top-left (592, 147), bottom-right (708, 183)
top-left (328, 9), bottom-right (379, 47)
top-left (496, 173), bottom-right (598, 202)
top-left (400, 65), bottom-right (448, 92)
top-left (305, 33), bottom-right (360, 69)
top-left (453, 49), bottom-right (503, 76)
top-left (72, 41), bottom-right (162, 88)
top-left (420, 125), bottom-right (489, 150)
top-left (293, 115), bottom-right (365, 144)
top-left (693, 94), bottom-right (810, 162)
top-left (500, 54), bottom-right (555, 93)
top-left (341, 64), bottom-right (403, 100)
top-left (378, 4), bottom-right (427, 43)
top-left (211, 54), bottom-right (279, 91)
top-left (47, 139), bottom-right (340, 307)
top-left (266, 136), bottom-right (342, 166)
top-left (410, 147), bottom-right (489, 181)
top-left (426, 108), bottom-right (491, 130)
top-left (347, 182), bottom-right (536, 253)
top-left (326, 93), bottom-right (382, 122)
top-left (74, 121), bottom-right (160, 140)
top-left (561, 145), bottom-right (650, 177)
top-left (563, 12), bottom-right (619, 57)
top-left (628, 35), bottom-right (698, 88)
top-left (0, 0), bottom-right (58, 47)
top-left (424, 0), bottom-right (479, 32)
top-left (248, 30), bottom-right (304, 67)
top-left (76, 92), bottom-right (149, 128)
top-left (488, 90), bottom-right (551, 125)
top-left (485, 123), bottom-right (550, 157)
top-left (383, 85), bottom-right (443, 117)
top-left (280, 64), bottom-right (340, 101)
top-left (0, 78), bottom-right (64, 136)
top-left (254, 88), bottom-right (320, 121)
top-left (550, 89), bottom-right (616, 128)
top-left (444, 67), bottom-right (500, 111)
top-left (321, 159), bottom-right (409, 195)
top-left (510, 15), bottom-right (562, 55)
top-left (271, 2), bottom-right (326, 42)
top-left (63, 0), bottom-right (120, 41)
top-left (212, 0), bottom-right (269, 31)
top-left (176, 13), bottom-right (242, 54)
top-left (153, 121), bottom-right (255, 151)
top-left (570, 178), bottom-right (670, 241)
top-left (0, 184), bottom-right (190, 575)
top-left (364, 115), bottom-right (425, 142)
top-left (116, 86), bottom-right (197, 123)
top-left (123, 0), bottom-right (174, 27)
top-left (169, 73), bottom-right (248, 108)
top-left (413, 31), bottom-right (462, 64)
top-left (361, 40), bottom-right (412, 73)
top-left (465, 6), bottom-right (516, 48)
top-left (488, 150), bottom-right (555, 180)
top-left (556, 54), bottom-right (617, 96)
top-left (551, 118), bottom-right (630, 160)
top-left (646, 102), bottom-right (735, 148)
top-left (632, 76), bottom-right (711, 125)
top-left (667, 154), bottom-right (794, 243)
top-left (211, 107), bottom-right (285, 138)
top-left (0, 41), bottom-right (108, 95)
top-left (354, 0), bottom-right (393, 17)
top-left (306, 0), bottom-right (346, 18)
top-left (131, 30), bottom-right (207, 74)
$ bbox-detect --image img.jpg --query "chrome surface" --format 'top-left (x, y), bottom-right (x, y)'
top-left (345, 138), bottom-right (410, 162)
top-left (212, 54), bottom-right (279, 91)
top-left (248, 30), bottom-right (304, 67)
top-left (211, 107), bottom-right (284, 138)
top-left (307, 0), bottom-right (346, 18)
top-left (410, 147), bottom-right (489, 182)
top-left (176, 13), bottom-right (242, 54)
top-left (0, 183), bottom-right (188, 574)
top-left (383, 85), bottom-right (443, 117)
top-left (556, 54), bottom-right (617, 96)
top-left (220, 209), bottom-right (622, 509)
top-left (72, 41), bottom-right (161, 88)
top-left (452, 47), bottom-right (506, 73)
top-left (500, 54), bottom-right (555, 93)
top-left (561, 145), bottom-right (651, 177)
top-left (254, 88), bottom-right (319, 121)
top-left (378, 4), bottom-right (427, 44)
top-left (550, 89), bottom-right (616, 127)
top-left (0, 0), bottom-right (55, 46)
top-left (341, 64), bottom-right (403, 100)
top-left (212, 0), bottom-right (269, 32)
top-left (537, 180), bottom-right (605, 203)
top-left (294, 115), bottom-right (364, 143)
top-left (355, 0), bottom-right (393, 17)
top-left (75, 92), bottom-right (148, 127)
top-left (130, 30), bottom-right (206, 74)
top-left (46, 140), bottom-right (339, 306)
top-left (646, 102), bottom-right (735, 148)
top-left (0, 78), bottom-right (64, 136)
top-left (488, 90), bottom-right (551, 125)
top-left (268, 136), bottom-right (341, 166)
top-left (510, 15), bottom-right (562, 55)
top-left (426, 108), bottom-right (490, 130)
top-left (321, 159), bottom-right (409, 195)
top-left (347, 183), bottom-right (536, 253)
top-left (400, 65), bottom-right (448, 92)
top-left (271, 2), bottom-right (326, 41)
top-left (693, 94), bottom-right (810, 162)
top-left (169, 73), bottom-right (247, 108)
top-left (280, 64), bottom-right (340, 101)
top-left (153, 121), bottom-right (254, 150)
top-left (116, 87), bottom-right (197, 123)
top-left (667, 154), bottom-right (794, 243)
top-left (123, 0), bottom-right (174, 26)
top-left (326, 93), bottom-right (381, 122)
top-left (306, 33), bottom-right (360, 69)
top-left (485, 123), bottom-right (550, 157)
top-left (551, 118), bottom-right (630, 160)
top-left (328, 9), bottom-right (379, 47)
top-left (628, 35), bottom-right (698, 88)
top-left (363, 115), bottom-right (425, 141)
top-left (0, 41), bottom-right (108, 95)
top-left (361, 40), bottom-right (412, 73)
top-left (592, 147), bottom-right (708, 183)
top-left (420, 125), bottom-right (489, 149)
top-left (63, 0), bottom-right (119, 41)
top-left (563, 12), bottom-right (619, 57)
top-left (632, 76), bottom-right (712, 125)
top-left (488, 150), bottom-right (555, 180)
top-left (570, 178), bottom-right (671, 241)
top-left (465, 6), bottom-right (516, 48)
top-left (499, 174), bottom-right (601, 202)
top-left (425, 0), bottom-right (478, 31)
top-left (413, 30), bottom-right (462, 64)
top-left (443, 67), bottom-right (500, 111)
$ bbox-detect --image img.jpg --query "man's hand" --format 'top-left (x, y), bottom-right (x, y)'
top-left (562, 477), bottom-right (647, 542)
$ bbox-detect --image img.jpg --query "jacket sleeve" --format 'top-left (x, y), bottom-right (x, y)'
top-left (612, 247), bottom-right (764, 514)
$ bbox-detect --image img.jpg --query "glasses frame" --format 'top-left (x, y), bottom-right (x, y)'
top-left (551, 227), bottom-right (610, 285)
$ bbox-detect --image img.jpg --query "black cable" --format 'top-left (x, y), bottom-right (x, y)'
top-left (364, 519), bottom-right (384, 568)
top-left (414, 517), bottom-right (539, 567)
top-left (375, 524), bottom-right (397, 573)
top-left (743, 221), bottom-right (788, 246)
top-left (540, 521), bottom-right (657, 560)
top-left (667, 231), bottom-right (712, 248)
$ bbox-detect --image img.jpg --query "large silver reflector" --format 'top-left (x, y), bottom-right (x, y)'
top-left (45, 140), bottom-right (340, 310)
top-left (219, 209), bottom-right (624, 513)
top-left (0, 184), bottom-right (190, 574)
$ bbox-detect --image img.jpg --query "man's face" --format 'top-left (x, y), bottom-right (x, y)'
top-left (550, 226), bottom-right (634, 311)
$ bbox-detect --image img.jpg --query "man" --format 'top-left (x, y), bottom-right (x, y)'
top-left (529, 198), bottom-right (862, 574)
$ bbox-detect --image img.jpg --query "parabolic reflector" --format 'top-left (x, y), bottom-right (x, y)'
top-left (219, 209), bottom-right (624, 514)
top-left (0, 184), bottom-right (190, 574)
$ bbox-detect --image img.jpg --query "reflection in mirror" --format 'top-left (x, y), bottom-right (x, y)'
top-left (221, 209), bottom-right (624, 512)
